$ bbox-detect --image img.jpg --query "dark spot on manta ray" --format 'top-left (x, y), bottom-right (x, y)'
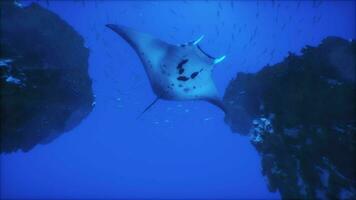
top-left (184, 88), bottom-right (190, 92)
top-left (179, 68), bottom-right (184, 74)
top-left (178, 84), bottom-right (183, 87)
top-left (177, 76), bottom-right (189, 81)
top-left (191, 72), bottom-right (199, 79)
top-left (171, 83), bottom-right (174, 86)
top-left (193, 86), bottom-right (196, 89)
top-left (177, 59), bottom-right (189, 70)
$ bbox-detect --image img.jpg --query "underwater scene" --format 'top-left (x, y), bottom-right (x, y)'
top-left (0, 0), bottom-right (355, 199)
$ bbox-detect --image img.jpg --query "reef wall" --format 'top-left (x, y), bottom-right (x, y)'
top-left (224, 37), bottom-right (355, 199)
top-left (0, 2), bottom-right (94, 153)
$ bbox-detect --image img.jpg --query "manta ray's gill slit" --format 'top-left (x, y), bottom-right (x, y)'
top-left (191, 72), bottom-right (199, 79)
top-left (176, 59), bottom-right (190, 81)
top-left (177, 59), bottom-right (189, 70)
top-left (177, 76), bottom-right (189, 81)
top-left (179, 68), bottom-right (184, 74)
top-left (191, 68), bottom-right (204, 79)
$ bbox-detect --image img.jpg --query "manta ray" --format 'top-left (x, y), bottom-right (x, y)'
top-left (106, 24), bottom-right (227, 117)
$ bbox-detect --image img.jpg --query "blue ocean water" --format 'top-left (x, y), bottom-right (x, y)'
top-left (1, 1), bottom-right (355, 199)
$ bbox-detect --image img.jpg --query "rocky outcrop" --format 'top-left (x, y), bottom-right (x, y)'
top-left (224, 37), bottom-right (355, 199)
top-left (0, 2), bottom-right (94, 153)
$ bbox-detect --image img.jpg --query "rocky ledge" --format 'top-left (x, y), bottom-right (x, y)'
top-left (224, 37), bottom-right (355, 199)
top-left (0, 2), bottom-right (94, 153)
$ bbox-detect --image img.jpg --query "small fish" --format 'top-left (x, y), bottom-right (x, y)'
top-left (169, 8), bottom-right (178, 16)
top-left (281, 23), bottom-right (287, 30)
top-left (13, 1), bottom-right (23, 8)
top-left (204, 117), bottom-right (213, 121)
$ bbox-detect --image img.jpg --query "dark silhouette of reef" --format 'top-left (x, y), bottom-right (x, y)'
top-left (0, 2), bottom-right (94, 153)
top-left (224, 37), bottom-right (355, 199)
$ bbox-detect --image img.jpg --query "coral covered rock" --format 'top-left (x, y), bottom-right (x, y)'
top-left (224, 37), bottom-right (355, 199)
top-left (0, 2), bottom-right (94, 153)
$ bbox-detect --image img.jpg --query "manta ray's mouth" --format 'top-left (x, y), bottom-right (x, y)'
top-left (197, 45), bottom-right (215, 59)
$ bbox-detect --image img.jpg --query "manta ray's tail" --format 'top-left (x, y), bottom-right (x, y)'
top-left (137, 97), bottom-right (227, 119)
top-left (136, 97), bottom-right (160, 119)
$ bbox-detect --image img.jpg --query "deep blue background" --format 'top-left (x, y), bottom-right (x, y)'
top-left (1, 1), bottom-right (355, 199)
